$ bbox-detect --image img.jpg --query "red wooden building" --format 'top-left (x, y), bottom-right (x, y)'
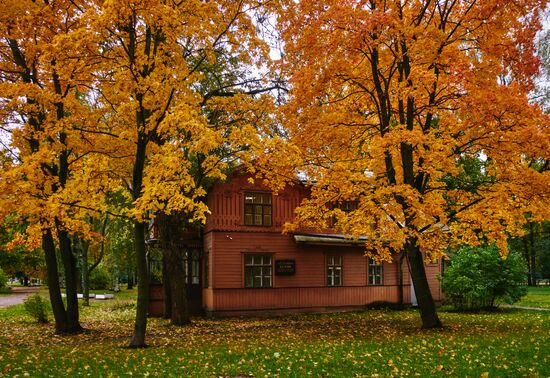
top-left (150, 172), bottom-right (443, 317)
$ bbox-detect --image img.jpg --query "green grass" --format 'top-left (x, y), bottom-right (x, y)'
top-left (515, 286), bottom-right (550, 309)
top-left (0, 293), bottom-right (548, 377)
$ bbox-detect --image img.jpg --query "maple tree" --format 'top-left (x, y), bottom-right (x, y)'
top-left (69, 0), bottom-right (275, 346)
top-left (156, 42), bottom-right (280, 325)
top-left (264, 0), bottom-right (550, 328)
top-left (0, 0), bottom-right (111, 333)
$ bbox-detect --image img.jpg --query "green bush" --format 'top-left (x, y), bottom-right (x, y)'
top-left (441, 245), bottom-right (527, 310)
top-left (89, 267), bottom-right (112, 290)
top-left (0, 267), bottom-right (7, 289)
top-left (24, 294), bottom-right (50, 323)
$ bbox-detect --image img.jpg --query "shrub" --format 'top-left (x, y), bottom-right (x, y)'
top-left (441, 245), bottom-right (527, 311)
top-left (0, 267), bottom-right (7, 289)
top-left (89, 267), bottom-right (112, 290)
top-left (24, 294), bottom-right (50, 323)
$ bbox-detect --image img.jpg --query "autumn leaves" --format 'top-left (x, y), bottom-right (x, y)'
top-left (0, 0), bottom-right (548, 337)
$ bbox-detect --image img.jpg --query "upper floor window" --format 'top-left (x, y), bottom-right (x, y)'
top-left (244, 192), bottom-right (272, 226)
top-left (337, 200), bottom-right (358, 213)
top-left (331, 200), bottom-right (358, 227)
top-left (327, 255), bottom-right (343, 286)
top-left (368, 259), bottom-right (383, 285)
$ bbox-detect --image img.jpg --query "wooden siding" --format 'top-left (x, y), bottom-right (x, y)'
top-left (202, 172), bottom-right (443, 313)
top-left (203, 230), bottom-right (443, 313)
top-left (204, 286), bottom-right (412, 313)
top-left (205, 173), bottom-right (307, 233)
top-left (208, 231), bottom-right (410, 289)
top-left (425, 261), bottom-right (443, 300)
top-left (204, 232), bottom-right (213, 289)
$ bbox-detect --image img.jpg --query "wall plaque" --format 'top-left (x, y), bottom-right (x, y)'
top-left (275, 260), bottom-right (296, 276)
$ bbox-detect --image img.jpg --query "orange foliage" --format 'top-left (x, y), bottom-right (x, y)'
top-left (260, 0), bottom-right (550, 262)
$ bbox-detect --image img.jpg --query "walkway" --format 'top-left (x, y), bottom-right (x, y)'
top-left (0, 286), bottom-right (40, 308)
top-left (501, 304), bottom-right (550, 311)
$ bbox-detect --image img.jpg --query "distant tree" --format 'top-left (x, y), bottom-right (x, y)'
top-left (509, 221), bottom-right (550, 285)
top-left (0, 267), bottom-right (8, 289)
top-left (441, 245), bottom-right (527, 310)
top-left (75, 215), bottom-right (109, 306)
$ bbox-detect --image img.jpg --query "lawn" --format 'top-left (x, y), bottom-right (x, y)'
top-left (0, 292), bottom-right (548, 377)
top-left (515, 286), bottom-right (550, 309)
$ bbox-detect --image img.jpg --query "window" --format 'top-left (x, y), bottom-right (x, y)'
top-left (244, 192), bottom-right (272, 226)
top-left (331, 200), bottom-right (358, 227)
top-left (244, 254), bottom-right (272, 288)
top-left (190, 249), bottom-right (200, 285)
top-left (423, 252), bottom-right (439, 265)
top-left (368, 259), bottom-right (383, 285)
top-left (338, 200), bottom-right (358, 213)
top-left (327, 255), bottom-right (342, 286)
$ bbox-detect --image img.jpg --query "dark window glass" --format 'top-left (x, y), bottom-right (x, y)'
top-left (327, 255), bottom-right (342, 286)
top-left (244, 192), bottom-right (272, 226)
top-left (368, 259), bottom-right (383, 285)
top-left (244, 254), bottom-right (272, 288)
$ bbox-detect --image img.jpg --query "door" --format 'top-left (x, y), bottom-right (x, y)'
top-left (186, 246), bottom-right (203, 315)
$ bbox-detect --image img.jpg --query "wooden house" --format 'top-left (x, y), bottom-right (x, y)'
top-left (149, 172), bottom-right (443, 317)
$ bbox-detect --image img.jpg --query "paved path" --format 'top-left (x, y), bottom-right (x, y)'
top-left (501, 304), bottom-right (550, 311)
top-left (0, 286), bottom-right (40, 308)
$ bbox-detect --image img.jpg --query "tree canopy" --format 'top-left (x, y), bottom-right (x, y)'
top-left (259, 0), bottom-right (549, 327)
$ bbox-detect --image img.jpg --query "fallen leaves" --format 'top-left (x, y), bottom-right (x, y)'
top-left (0, 301), bottom-right (549, 377)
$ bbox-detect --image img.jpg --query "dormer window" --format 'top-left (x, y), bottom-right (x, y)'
top-left (331, 200), bottom-right (358, 227)
top-left (244, 192), bottom-right (272, 226)
top-left (337, 200), bottom-right (358, 213)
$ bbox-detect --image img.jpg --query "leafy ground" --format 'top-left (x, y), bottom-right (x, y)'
top-left (0, 289), bottom-right (548, 377)
top-left (515, 286), bottom-right (550, 309)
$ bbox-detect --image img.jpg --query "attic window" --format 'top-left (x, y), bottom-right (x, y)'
top-left (337, 200), bottom-right (358, 213)
top-left (244, 192), bottom-right (272, 226)
top-left (331, 200), bottom-right (358, 227)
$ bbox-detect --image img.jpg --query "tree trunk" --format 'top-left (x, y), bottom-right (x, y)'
top-left (80, 239), bottom-right (90, 306)
top-left (57, 226), bottom-right (82, 333)
top-left (129, 220), bottom-right (149, 348)
top-left (129, 118), bottom-right (149, 347)
top-left (127, 268), bottom-right (134, 290)
top-left (42, 229), bottom-right (69, 334)
top-left (397, 253), bottom-right (405, 308)
top-left (162, 255), bottom-right (172, 319)
top-left (166, 249), bottom-right (189, 325)
top-left (157, 213), bottom-right (190, 326)
top-left (529, 223), bottom-right (537, 286)
top-left (405, 238), bottom-right (442, 329)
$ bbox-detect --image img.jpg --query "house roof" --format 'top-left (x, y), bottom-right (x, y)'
top-left (293, 232), bottom-right (367, 246)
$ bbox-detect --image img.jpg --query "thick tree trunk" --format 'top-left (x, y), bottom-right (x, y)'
top-left (157, 213), bottom-right (190, 326)
top-left (129, 221), bottom-right (149, 348)
top-left (42, 229), bottom-right (69, 334)
top-left (166, 249), bottom-right (189, 325)
top-left (162, 256), bottom-right (172, 319)
top-left (57, 227), bottom-right (82, 333)
top-left (129, 121), bottom-right (149, 347)
top-left (405, 238), bottom-right (442, 329)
